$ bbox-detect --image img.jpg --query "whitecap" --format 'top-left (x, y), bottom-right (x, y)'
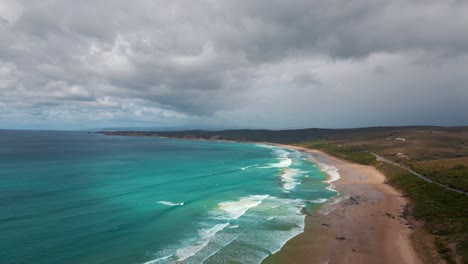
top-left (255, 145), bottom-right (295, 168)
top-left (270, 158), bottom-right (292, 168)
top-left (175, 240), bottom-right (210, 261)
top-left (279, 168), bottom-right (301, 191)
top-left (260, 158), bottom-right (293, 169)
top-left (240, 163), bottom-right (259, 170)
top-left (199, 223), bottom-right (230, 239)
top-left (194, 234), bottom-right (240, 264)
top-left (272, 148), bottom-right (290, 159)
top-left (152, 196), bottom-right (309, 264)
top-left (255, 143), bottom-right (272, 149)
top-left (156, 201), bottom-right (184, 207)
top-left (142, 254), bottom-right (173, 264)
top-left (230, 197), bottom-right (306, 263)
top-left (217, 195), bottom-right (269, 220)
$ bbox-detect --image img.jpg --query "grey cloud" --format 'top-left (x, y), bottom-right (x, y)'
top-left (0, 0), bottom-right (467, 129)
top-left (372, 65), bottom-right (386, 75)
top-left (0, 61), bottom-right (19, 88)
top-left (212, 0), bottom-right (468, 60)
top-left (290, 72), bottom-right (321, 87)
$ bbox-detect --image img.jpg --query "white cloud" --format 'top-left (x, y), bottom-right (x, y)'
top-left (80, 35), bottom-right (135, 77)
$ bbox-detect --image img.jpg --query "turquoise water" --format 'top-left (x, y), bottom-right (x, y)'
top-left (0, 131), bottom-right (336, 264)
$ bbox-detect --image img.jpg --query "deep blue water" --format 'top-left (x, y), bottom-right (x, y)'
top-left (0, 130), bottom-right (335, 264)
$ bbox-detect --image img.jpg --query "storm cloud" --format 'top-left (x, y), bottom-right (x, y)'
top-left (1, 0), bottom-right (467, 129)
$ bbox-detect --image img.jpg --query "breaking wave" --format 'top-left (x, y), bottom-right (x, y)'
top-left (216, 195), bottom-right (269, 220)
top-left (157, 201), bottom-right (184, 207)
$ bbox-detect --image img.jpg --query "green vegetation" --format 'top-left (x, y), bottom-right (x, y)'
top-left (301, 143), bottom-right (468, 263)
top-left (435, 237), bottom-right (456, 264)
top-left (410, 162), bottom-right (468, 192)
top-left (102, 126), bottom-right (468, 150)
top-left (299, 142), bottom-right (376, 165)
top-left (375, 162), bottom-right (468, 263)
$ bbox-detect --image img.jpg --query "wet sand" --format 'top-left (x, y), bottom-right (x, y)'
top-left (263, 146), bottom-right (422, 264)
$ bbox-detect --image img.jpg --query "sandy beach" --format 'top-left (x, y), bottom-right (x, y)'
top-left (264, 145), bottom-right (422, 264)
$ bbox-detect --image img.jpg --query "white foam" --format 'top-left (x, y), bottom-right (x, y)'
top-left (272, 148), bottom-right (290, 159)
top-left (256, 145), bottom-right (293, 168)
top-left (156, 225), bottom-right (237, 263)
top-left (150, 196), bottom-right (309, 264)
top-left (309, 198), bottom-right (328, 204)
top-left (326, 185), bottom-right (339, 194)
top-left (305, 154), bottom-right (341, 185)
top-left (157, 201), bottom-right (184, 207)
top-left (307, 158), bottom-right (341, 195)
top-left (175, 240), bottom-right (209, 261)
top-left (240, 163), bottom-right (259, 170)
top-left (279, 168), bottom-right (301, 191)
top-left (270, 158), bottom-right (292, 168)
top-left (255, 144), bottom-right (288, 157)
top-left (199, 223), bottom-right (230, 239)
top-left (142, 254), bottom-right (172, 264)
top-left (236, 197), bottom-right (306, 263)
top-left (318, 195), bottom-right (348, 215)
top-left (217, 195), bottom-right (269, 220)
top-left (321, 165), bottom-right (340, 183)
top-left (255, 143), bottom-right (272, 149)
top-left (194, 233), bottom-right (240, 264)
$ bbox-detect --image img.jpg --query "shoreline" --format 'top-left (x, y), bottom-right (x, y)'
top-left (264, 144), bottom-right (422, 264)
top-left (98, 134), bottom-right (425, 263)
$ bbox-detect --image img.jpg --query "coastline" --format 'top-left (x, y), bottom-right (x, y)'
top-left (97, 134), bottom-right (425, 263)
top-left (264, 144), bottom-right (422, 264)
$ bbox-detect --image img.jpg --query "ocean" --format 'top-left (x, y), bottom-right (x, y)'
top-left (0, 130), bottom-right (337, 264)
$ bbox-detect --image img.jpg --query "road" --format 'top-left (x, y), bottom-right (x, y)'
top-left (370, 152), bottom-right (468, 195)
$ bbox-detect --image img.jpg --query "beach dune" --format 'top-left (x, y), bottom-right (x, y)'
top-left (264, 147), bottom-right (422, 264)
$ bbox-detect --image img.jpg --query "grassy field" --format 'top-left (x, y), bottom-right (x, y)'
top-left (320, 127), bottom-right (468, 162)
top-left (410, 158), bottom-right (468, 192)
top-left (287, 127), bottom-right (468, 194)
top-left (297, 142), bottom-right (376, 165)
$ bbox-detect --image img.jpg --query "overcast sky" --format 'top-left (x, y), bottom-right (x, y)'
top-left (1, 0), bottom-right (467, 130)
